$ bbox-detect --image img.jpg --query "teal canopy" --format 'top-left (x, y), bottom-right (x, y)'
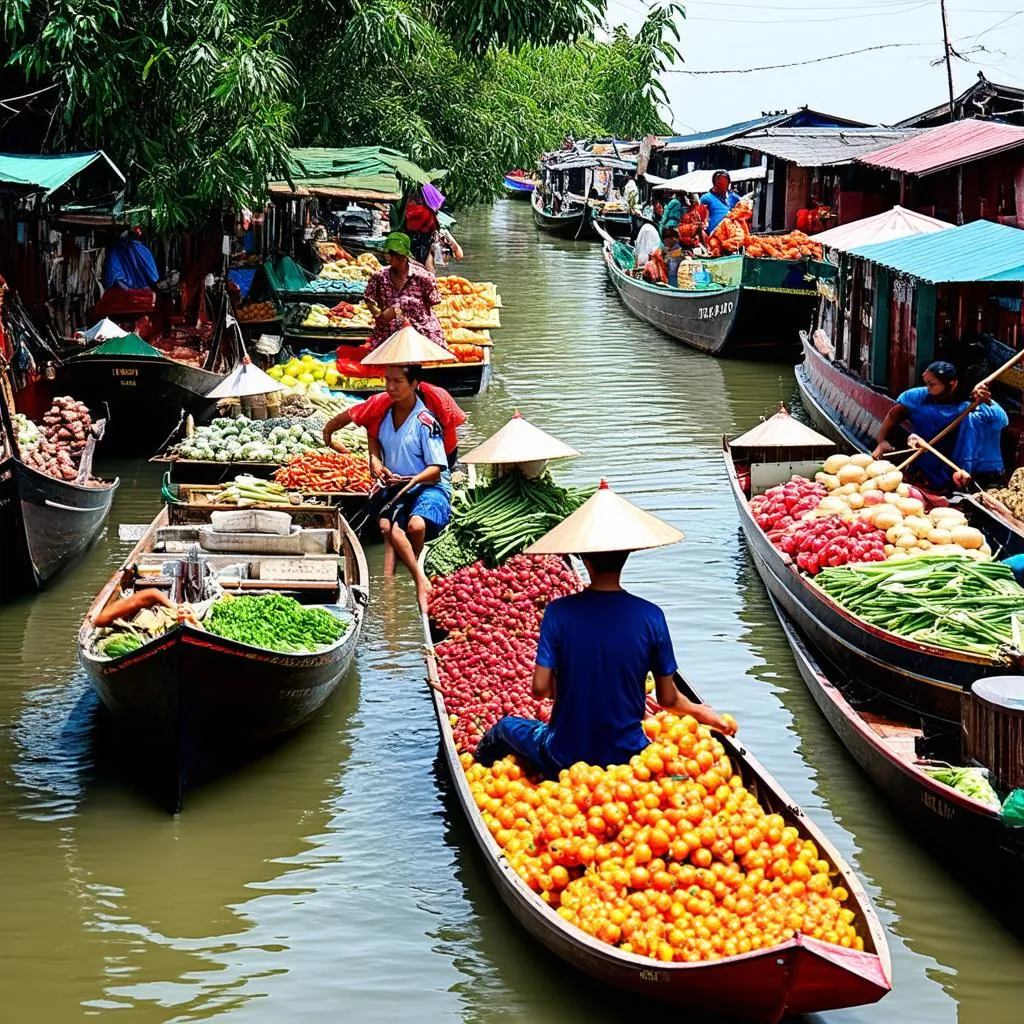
top-left (271, 146), bottom-right (446, 199)
top-left (84, 333), bottom-right (165, 359)
top-left (850, 219), bottom-right (1024, 284)
top-left (0, 151), bottom-right (124, 198)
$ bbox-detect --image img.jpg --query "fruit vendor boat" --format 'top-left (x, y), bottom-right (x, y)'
top-left (795, 333), bottom-right (1024, 555)
top-left (531, 189), bottom-right (591, 239)
top-left (599, 234), bottom-right (743, 356)
top-left (724, 420), bottom-right (1022, 726)
top-left (768, 591), bottom-right (1024, 925)
top-left (0, 384), bottom-right (118, 600)
top-left (419, 575), bottom-right (891, 1021)
top-left (78, 503), bottom-right (368, 811)
top-left (503, 172), bottom-right (537, 199)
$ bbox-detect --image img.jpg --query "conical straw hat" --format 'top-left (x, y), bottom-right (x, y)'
top-left (463, 411), bottom-right (580, 465)
top-left (206, 357), bottom-right (284, 399)
top-left (730, 406), bottom-right (834, 449)
top-left (360, 323), bottom-right (456, 365)
top-left (525, 480), bottom-right (684, 555)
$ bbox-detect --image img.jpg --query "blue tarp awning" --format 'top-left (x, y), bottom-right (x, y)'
top-left (0, 151), bottom-right (124, 197)
top-left (849, 219), bottom-right (1024, 284)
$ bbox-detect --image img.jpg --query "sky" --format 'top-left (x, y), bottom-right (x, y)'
top-left (605, 0), bottom-right (1024, 132)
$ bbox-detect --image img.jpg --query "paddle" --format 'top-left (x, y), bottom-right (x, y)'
top-left (895, 348), bottom-right (1024, 472)
top-left (906, 434), bottom-right (978, 490)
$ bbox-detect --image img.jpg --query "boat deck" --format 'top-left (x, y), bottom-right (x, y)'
top-left (861, 711), bottom-right (922, 761)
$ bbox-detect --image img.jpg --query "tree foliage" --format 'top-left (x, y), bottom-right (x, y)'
top-left (0, 0), bottom-right (683, 226)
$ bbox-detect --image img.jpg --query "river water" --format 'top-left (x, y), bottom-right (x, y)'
top-left (2, 201), bottom-right (1022, 1022)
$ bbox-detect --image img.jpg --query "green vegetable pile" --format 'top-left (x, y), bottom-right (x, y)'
top-left (173, 416), bottom-right (324, 463)
top-left (815, 555), bottom-right (1024, 658)
top-left (204, 593), bottom-right (349, 653)
top-left (209, 476), bottom-right (297, 506)
top-left (922, 765), bottom-right (1002, 809)
top-left (425, 470), bottom-right (592, 575)
top-left (100, 633), bottom-right (144, 658)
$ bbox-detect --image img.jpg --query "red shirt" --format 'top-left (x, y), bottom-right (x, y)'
top-left (348, 383), bottom-right (465, 455)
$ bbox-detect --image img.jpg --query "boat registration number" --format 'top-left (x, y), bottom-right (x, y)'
top-left (697, 301), bottom-right (734, 320)
top-left (922, 791), bottom-right (955, 819)
top-left (113, 368), bottom-right (139, 377)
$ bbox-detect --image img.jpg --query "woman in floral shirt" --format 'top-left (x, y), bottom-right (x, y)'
top-left (363, 232), bottom-right (447, 350)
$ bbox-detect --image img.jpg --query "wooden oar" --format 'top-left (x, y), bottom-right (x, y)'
top-left (896, 347), bottom-right (1024, 471)
top-left (906, 434), bottom-right (975, 487)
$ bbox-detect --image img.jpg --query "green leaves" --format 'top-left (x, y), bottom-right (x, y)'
top-left (3, 0), bottom-right (679, 224)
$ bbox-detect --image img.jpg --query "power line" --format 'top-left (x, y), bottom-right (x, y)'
top-left (666, 41), bottom-right (936, 74)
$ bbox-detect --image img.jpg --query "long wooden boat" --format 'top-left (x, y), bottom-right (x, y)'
top-left (420, 593), bottom-right (891, 1020)
top-left (78, 504), bottom-right (368, 810)
top-left (601, 240), bottom-right (743, 356)
top-left (60, 350), bottom-right (226, 456)
top-left (769, 591), bottom-right (1024, 922)
top-left (0, 393), bottom-right (118, 600)
top-left (591, 206), bottom-right (633, 239)
top-left (503, 173), bottom-right (537, 199)
top-left (795, 332), bottom-right (1024, 555)
top-left (531, 190), bottom-right (591, 239)
top-left (724, 439), bottom-right (1019, 725)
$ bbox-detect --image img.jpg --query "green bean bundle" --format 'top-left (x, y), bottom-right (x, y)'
top-left (815, 555), bottom-right (1024, 658)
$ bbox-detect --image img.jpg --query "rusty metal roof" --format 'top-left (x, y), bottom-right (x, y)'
top-left (858, 118), bottom-right (1024, 176)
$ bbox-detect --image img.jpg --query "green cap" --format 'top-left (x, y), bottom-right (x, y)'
top-left (383, 231), bottom-right (412, 257)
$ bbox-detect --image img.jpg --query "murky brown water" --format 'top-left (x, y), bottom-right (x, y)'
top-left (2, 200), bottom-right (1022, 1021)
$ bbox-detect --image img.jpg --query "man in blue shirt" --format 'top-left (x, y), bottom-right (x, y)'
top-left (872, 361), bottom-right (1007, 490)
top-left (474, 532), bottom-right (736, 778)
top-left (700, 170), bottom-right (741, 234)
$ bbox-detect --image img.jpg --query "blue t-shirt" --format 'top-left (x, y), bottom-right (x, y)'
top-left (377, 397), bottom-right (449, 489)
top-left (700, 190), bottom-right (740, 233)
top-left (536, 589), bottom-right (678, 769)
top-left (897, 387), bottom-right (1008, 486)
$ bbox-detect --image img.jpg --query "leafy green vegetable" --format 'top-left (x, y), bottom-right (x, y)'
top-left (205, 593), bottom-right (349, 653)
top-left (922, 765), bottom-right (1002, 809)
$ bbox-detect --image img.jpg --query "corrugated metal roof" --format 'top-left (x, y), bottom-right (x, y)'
top-left (726, 128), bottom-right (915, 167)
top-left (857, 118), bottom-right (1024, 175)
top-left (812, 206), bottom-right (954, 251)
top-left (849, 219), bottom-right (1024, 283)
top-left (660, 114), bottom-right (791, 153)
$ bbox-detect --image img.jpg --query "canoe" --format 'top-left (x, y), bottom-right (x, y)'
top-left (0, 450), bottom-right (118, 600)
top-left (795, 332), bottom-right (1024, 555)
top-left (531, 190), bottom-right (591, 239)
top-left (504, 174), bottom-right (537, 198)
top-left (0, 392), bottom-right (118, 600)
top-left (78, 504), bottom-right (368, 810)
top-left (601, 241), bottom-right (742, 356)
top-left (724, 439), bottom-right (1019, 725)
top-left (769, 590), bottom-right (1024, 922)
top-left (419, 584), bottom-right (891, 1021)
top-left (591, 207), bottom-right (633, 239)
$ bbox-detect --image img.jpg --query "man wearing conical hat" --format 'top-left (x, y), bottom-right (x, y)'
top-left (475, 483), bottom-right (736, 778)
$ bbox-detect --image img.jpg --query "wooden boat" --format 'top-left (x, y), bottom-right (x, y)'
top-left (0, 391), bottom-right (118, 600)
top-left (503, 173), bottom-right (537, 199)
top-left (420, 595), bottom-right (891, 1020)
top-left (591, 205), bottom-right (633, 239)
top-left (600, 239), bottom-right (743, 356)
top-left (724, 438), bottom-right (1021, 725)
top-left (731, 256), bottom-right (827, 349)
top-left (795, 332), bottom-right (1024, 556)
top-left (78, 504), bottom-right (368, 810)
top-left (531, 190), bottom-right (590, 239)
top-left (769, 591), bottom-right (1024, 922)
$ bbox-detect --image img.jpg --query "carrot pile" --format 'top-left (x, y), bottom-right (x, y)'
top-left (707, 202), bottom-right (753, 256)
top-left (273, 451), bottom-right (373, 493)
top-left (746, 232), bottom-right (823, 260)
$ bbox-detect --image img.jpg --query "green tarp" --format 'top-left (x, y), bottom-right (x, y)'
top-left (271, 146), bottom-right (446, 198)
top-left (84, 333), bottom-right (165, 359)
top-left (0, 151), bottom-right (124, 197)
top-left (742, 256), bottom-right (838, 293)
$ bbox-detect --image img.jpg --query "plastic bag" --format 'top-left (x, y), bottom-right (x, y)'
top-left (1000, 789), bottom-right (1024, 827)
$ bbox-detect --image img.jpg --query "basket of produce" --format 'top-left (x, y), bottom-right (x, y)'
top-left (234, 300), bottom-right (280, 323)
top-left (16, 397), bottom-right (108, 485)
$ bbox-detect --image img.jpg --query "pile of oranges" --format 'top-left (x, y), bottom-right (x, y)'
top-left (462, 711), bottom-right (864, 964)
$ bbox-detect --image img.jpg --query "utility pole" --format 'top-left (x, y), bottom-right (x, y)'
top-left (940, 0), bottom-right (956, 122)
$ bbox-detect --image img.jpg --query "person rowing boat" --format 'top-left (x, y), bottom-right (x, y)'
top-left (475, 481), bottom-right (736, 778)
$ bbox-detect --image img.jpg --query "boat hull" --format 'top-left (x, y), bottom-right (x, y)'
top-left (770, 592), bottom-right (1024, 921)
top-left (725, 443), bottom-right (1007, 725)
top-left (531, 193), bottom-right (591, 238)
top-left (419, 575), bottom-right (890, 1020)
top-left (61, 354), bottom-right (223, 456)
top-left (592, 211), bottom-right (633, 239)
top-left (603, 247), bottom-right (741, 356)
top-left (0, 455), bottom-right (117, 600)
